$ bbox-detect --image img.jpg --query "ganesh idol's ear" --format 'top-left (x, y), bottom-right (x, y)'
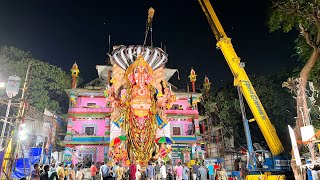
top-left (145, 74), bottom-right (153, 84)
top-left (128, 73), bottom-right (135, 84)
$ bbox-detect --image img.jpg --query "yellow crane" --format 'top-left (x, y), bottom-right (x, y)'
top-left (198, 0), bottom-right (288, 179)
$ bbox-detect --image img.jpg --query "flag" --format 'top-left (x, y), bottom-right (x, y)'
top-left (6, 76), bottom-right (21, 98)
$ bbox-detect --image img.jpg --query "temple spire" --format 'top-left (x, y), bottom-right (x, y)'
top-left (203, 76), bottom-right (211, 94)
top-left (71, 62), bottom-right (80, 88)
top-left (189, 68), bottom-right (197, 93)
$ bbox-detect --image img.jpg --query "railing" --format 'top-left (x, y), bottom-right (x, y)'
top-left (64, 134), bottom-right (110, 145)
top-left (171, 135), bottom-right (197, 143)
top-left (68, 107), bottom-right (112, 113)
top-left (165, 109), bottom-right (198, 115)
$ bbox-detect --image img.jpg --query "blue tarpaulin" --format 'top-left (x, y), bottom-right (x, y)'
top-left (11, 158), bottom-right (30, 179)
top-left (29, 147), bottom-right (42, 165)
top-left (0, 151), bottom-right (4, 172)
top-left (11, 148), bottom-right (42, 178)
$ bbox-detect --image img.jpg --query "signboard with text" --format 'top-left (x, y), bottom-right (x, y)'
top-left (171, 144), bottom-right (192, 165)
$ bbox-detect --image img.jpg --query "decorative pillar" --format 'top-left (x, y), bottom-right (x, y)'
top-left (105, 117), bottom-right (111, 136)
top-left (69, 91), bottom-right (77, 108)
top-left (189, 68), bottom-right (197, 93)
top-left (203, 76), bottom-right (211, 94)
top-left (194, 115), bottom-right (200, 135)
top-left (65, 118), bottom-right (74, 141)
top-left (70, 62), bottom-right (80, 89)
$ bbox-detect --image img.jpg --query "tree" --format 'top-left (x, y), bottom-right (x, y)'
top-left (0, 46), bottom-right (71, 114)
top-left (269, 1), bottom-right (320, 178)
top-left (269, 0), bottom-right (320, 140)
top-left (201, 84), bottom-right (245, 146)
top-left (201, 71), bottom-right (295, 151)
top-left (250, 72), bottom-right (296, 150)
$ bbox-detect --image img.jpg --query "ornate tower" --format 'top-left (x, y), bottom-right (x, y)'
top-left (70, 62), bottom-right (80, 89)
top-left (189, 68), bottom-right (197, 93)
top-left (203, 76), bottom-right (211, 94)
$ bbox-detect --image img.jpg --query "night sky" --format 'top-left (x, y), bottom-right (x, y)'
top-left (0, 0), bottom-right (298, 90)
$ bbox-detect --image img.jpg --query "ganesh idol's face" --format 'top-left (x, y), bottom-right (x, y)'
top-left (134, 66), bottom-right (148, 83)
top-left (130, 66), bottom-right (152, 88)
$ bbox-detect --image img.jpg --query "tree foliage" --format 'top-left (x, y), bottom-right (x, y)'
top-left (269, 0), bottom-right (320, 80)
top-left (250, 72), bottom-right (296, 150)
top-left (268, 2), bottom-right (320, 177)
top-left (201, 71), bottom-right (296, 151)
top-left (0, 46), bottom-right (71, 114)
top-left (269, 0), bottom-right (320, 136)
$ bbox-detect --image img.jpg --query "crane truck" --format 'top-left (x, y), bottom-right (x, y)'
top-left (197, 0), bottom-right (291, 179)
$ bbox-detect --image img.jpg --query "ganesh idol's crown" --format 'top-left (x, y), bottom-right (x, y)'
top-left (111, 45), bottom-right (168, 70)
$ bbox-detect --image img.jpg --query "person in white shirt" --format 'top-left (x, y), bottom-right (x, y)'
top-left (160, 161), bottom-right (167, 180)
top-left (135, 160), bottom-right (141, 180)
top-left (75, 165), bottom-right (84, 180)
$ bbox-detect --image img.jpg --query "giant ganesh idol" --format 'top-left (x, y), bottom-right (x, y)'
top-left (106, 45), bottom-right (175, 164)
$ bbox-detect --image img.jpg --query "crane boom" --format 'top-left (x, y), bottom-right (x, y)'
top-left (198, 0), bottom-right (284, 155)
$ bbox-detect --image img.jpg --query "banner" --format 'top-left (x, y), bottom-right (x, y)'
top-left (6, 76), bottom-right (21, 98)
top-left (171, 144), bottom-right (192, 165)
top-left (42, 144), bottom-right (52, 164)
top-left (288, 125), bottom-right (301, 166)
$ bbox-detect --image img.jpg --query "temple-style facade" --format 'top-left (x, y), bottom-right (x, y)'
top-left (63, 61), bottom-right (204, 165)
top-left (63, 63), bottom-right (111, 165)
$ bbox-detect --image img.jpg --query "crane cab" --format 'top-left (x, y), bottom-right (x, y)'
top-left (247, 150), bottom-right (291, 173)
top-left (248, 150), bottom-right (273, 172)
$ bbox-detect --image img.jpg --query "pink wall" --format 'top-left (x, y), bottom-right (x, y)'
top-left (72, 145), bottom-right (105, 165)
top-left (73, 119), bottom-right (106, 136)
top-left (170, 121), bottom-right (192, 135)
top-left (77, 97), bottom-right (106, 108)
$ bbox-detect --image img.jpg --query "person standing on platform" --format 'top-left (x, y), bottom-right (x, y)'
top-left (68, 164), bottom-right (76, 180)
top-left (31, 164), bottom-right (41, 180)
top-left (135, 161), bottom-right (142, 180)
top-left (166, 161), bottom-right (173, 180)
top-left (111, 162), bottom-right (119, 180)
top-left (160, 161), bottom-right (166, 180)
top-left (207, 161), bottom-right (215, 180)
top-left (197, 164), bottom-right (207, 180)
top-left (56, 163), bottom-right (65, 180)
top-left (40, 165), bottom-right (50, 180)
top-left (191, 163), bottom-right (200, 180)
top-left (100, 162), bottom-right (109, 180)
top-left (64, 164), bottom-right (69, 180)
top-left (146, 161), bottom-right (155, 180)
top-left (115, 164), bottom-right (124, 180)
top-left (155, 161), bottom-right (161, 180)
top-left (129, 161), bottom-right (137, 180)
top-left (75, 165), bottom-right (84, 180)
top-left (90, 162), bottom-right (99, 180)
top-left (217, 166), bottom-right (227, 180)
top-left (182, 163), bottom-right (189, 180)
top-left (174, 162), bottom-right (183, 180)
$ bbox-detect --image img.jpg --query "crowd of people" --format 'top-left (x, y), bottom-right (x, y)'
top-left (29, 161), bottom-right (88, 180)
top-left (27, 160), bottom-right (232, 180)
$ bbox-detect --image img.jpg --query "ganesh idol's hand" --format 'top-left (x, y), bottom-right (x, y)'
top-left (163, 88), bottom-right (170, 96)
top-left (156, 96), bottom-right (166, 107)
